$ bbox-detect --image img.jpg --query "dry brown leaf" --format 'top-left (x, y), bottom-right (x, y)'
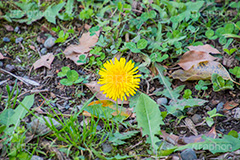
top-left (33, 53), bottom-right (54, 70)
top-left (0, 52), bottom-right (5, 59)
top-left (171, 61), bottom-right (232, 81)
top-left (188, 44), bottom-right (220, 54)
top-left (63, 31), bottom-right (100, 65)
top-left (184, 118), bottom-right (198, 136)
top-left (4, 24), bottom-right (14, 31)
top-left (223, 101), bottom-right (239, 110)
top-left (85, 81), bottom-right (129, 104)
top-left (178, 51), bottom-right (216, 70)
top-left (160, 126), bottom-right (217, 146)
top-left (180, 126), bottom-right (217, 144)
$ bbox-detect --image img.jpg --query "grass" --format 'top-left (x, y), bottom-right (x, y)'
top-left (1, 0), bottom-right (240, 159)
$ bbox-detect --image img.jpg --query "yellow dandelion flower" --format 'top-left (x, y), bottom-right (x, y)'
top-left (98, 57), bottom-right (141, 101)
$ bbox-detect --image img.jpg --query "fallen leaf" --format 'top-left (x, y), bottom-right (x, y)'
top-left (83, 100), bottom-right (132, 119)
top-left (63, 31), bottom-right (100, 65)
top-left (188, 44), bottom-right (220, 54)
top-left (223, 101), bottom-right (239, 110)
top-left (178, 51), bottom-right (216, 70)
top-left (160, 126), bottom-right (217, 146)
top-left (180, 125), bottom-right (217, 144)
top-left (171, 61), bottom-right (233, 82)
top-left (85, 81), bottom-right (129, 104)
top-left (4, 24), bottom-right (14, 31)
top-left (0, 52), bottom-right (5, 59)
top-left (29, 45), bottom-right (36, 51)
top-left (184, 118), bottom-right (198, 136)
top-left (33, 53), bottom-right (55, 70)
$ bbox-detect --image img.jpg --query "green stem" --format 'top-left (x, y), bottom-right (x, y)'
top-left (116, 99), bottom-right (118, 115)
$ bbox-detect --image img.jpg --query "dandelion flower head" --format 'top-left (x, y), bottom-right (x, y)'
top-left (98, 57), bottom-right (141, 101)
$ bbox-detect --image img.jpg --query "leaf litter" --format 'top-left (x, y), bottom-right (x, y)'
top-left (33, 53), bottom-right (55, 70)
top-left (63, 30), bottom-right (100, 65)
top-left (171, 44), bottom-right (240, 85)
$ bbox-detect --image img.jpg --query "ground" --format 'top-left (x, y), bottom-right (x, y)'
top-left (1, 0), bottom-right (240, 160)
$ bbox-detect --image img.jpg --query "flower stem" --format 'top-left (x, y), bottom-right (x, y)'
top-left (116, 99), bottom-right (119, 115)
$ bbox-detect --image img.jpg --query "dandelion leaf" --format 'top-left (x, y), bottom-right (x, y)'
top-left (171, 61), bottom-right (232, 81)
top-left (135, 93), bottom-right (164, 151)
top-left (155, 63), bottom-right (184, 100)
top-left (177, 134), bottom-right (240, 154)
top-left (109, 130), bottom-right (139, 146)
top-left (83, 100), bottom-right (132, 119)
top-left (164, 99), bottom-right (208, 115)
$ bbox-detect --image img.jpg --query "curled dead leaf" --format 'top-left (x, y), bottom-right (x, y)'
top-left (63, 31), bottom-right (100, 65)
top-left (171, 61), bottom-right (232, 81)
top-left (33, 53), bottom-right (55, 70)
top-left (178, 51), bottom-right (216, 70)
top-left (160, 126), bottom-right (217, 146)
top-left (223, 101), bottom-right (239, 110)
top-left (188, 44), bottom-right (220, 54)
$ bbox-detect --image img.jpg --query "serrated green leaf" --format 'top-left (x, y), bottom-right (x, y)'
top-left (164, 99), bottom-right (208, 114)
top-left (135, 92), bottom-right (164, 151)
top-left (84, 104), bottom-right (114, 119)
top-left (177, 134), bottom-right (240, 154)
top-left (44, 2), bottom-right (65, 24)
top-left (155, 63), bottom-right (179, 101)
top-left (109, 131), bottom-right (139, 146)
top-left (154, 85), bottom-right (185, 100)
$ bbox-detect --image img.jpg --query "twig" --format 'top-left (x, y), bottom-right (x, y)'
top-left (125, 140), bottom-right (143, 151)
top-left (0, 68), bottom-right (40, 86)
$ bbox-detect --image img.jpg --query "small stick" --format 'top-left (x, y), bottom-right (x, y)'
top-left (0, 68), bottom-right (40, 86)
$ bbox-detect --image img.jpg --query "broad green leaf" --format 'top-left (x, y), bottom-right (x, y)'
top-left (224, 23), bottom-right (234, 34)
top-left (135, 93), bottom-right (164, 151)
top-left (109, 131), bottom-right (139, 146)
top-left (0, 125), bottom-right (6, 134)
top-left (83, 103), bottom-right (114, 119)
top-left (205, 117), bottom-right (214, 127)
top-left (60, 78), bottom-right (73, 86)
top-left (57, 66), bottom-right (70, 77)
top-left (164, 98), bottom-right (207, 114)
top-left (177, 134), bottom-right (240, 154)
top-left (0, 108), bottom-right (15, 126)
top-left (44, 2), bottom-right (65, 24)
top-left (6, 95), bottom-right (34, 135)
top-left (83, 100), bottom-right (131, 119)
top-left (66, 70), bottom-right (79, 82)
top-left (137, 39), bottom-right (148, 49)
top-left (154, 85), bottom-right (185, 100)
top-left (155, 63), bottom-right (178, 101)
top-left (205, 29), bottom-right (214, 38)
top-left (126, 42), bottom-right (140, 53)
top-left (229, 66), bottom-right (240, 78)
top-left (211, 73), bottom-right (234, 92)
top-left (228, 130), bottom-right (238, 138)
